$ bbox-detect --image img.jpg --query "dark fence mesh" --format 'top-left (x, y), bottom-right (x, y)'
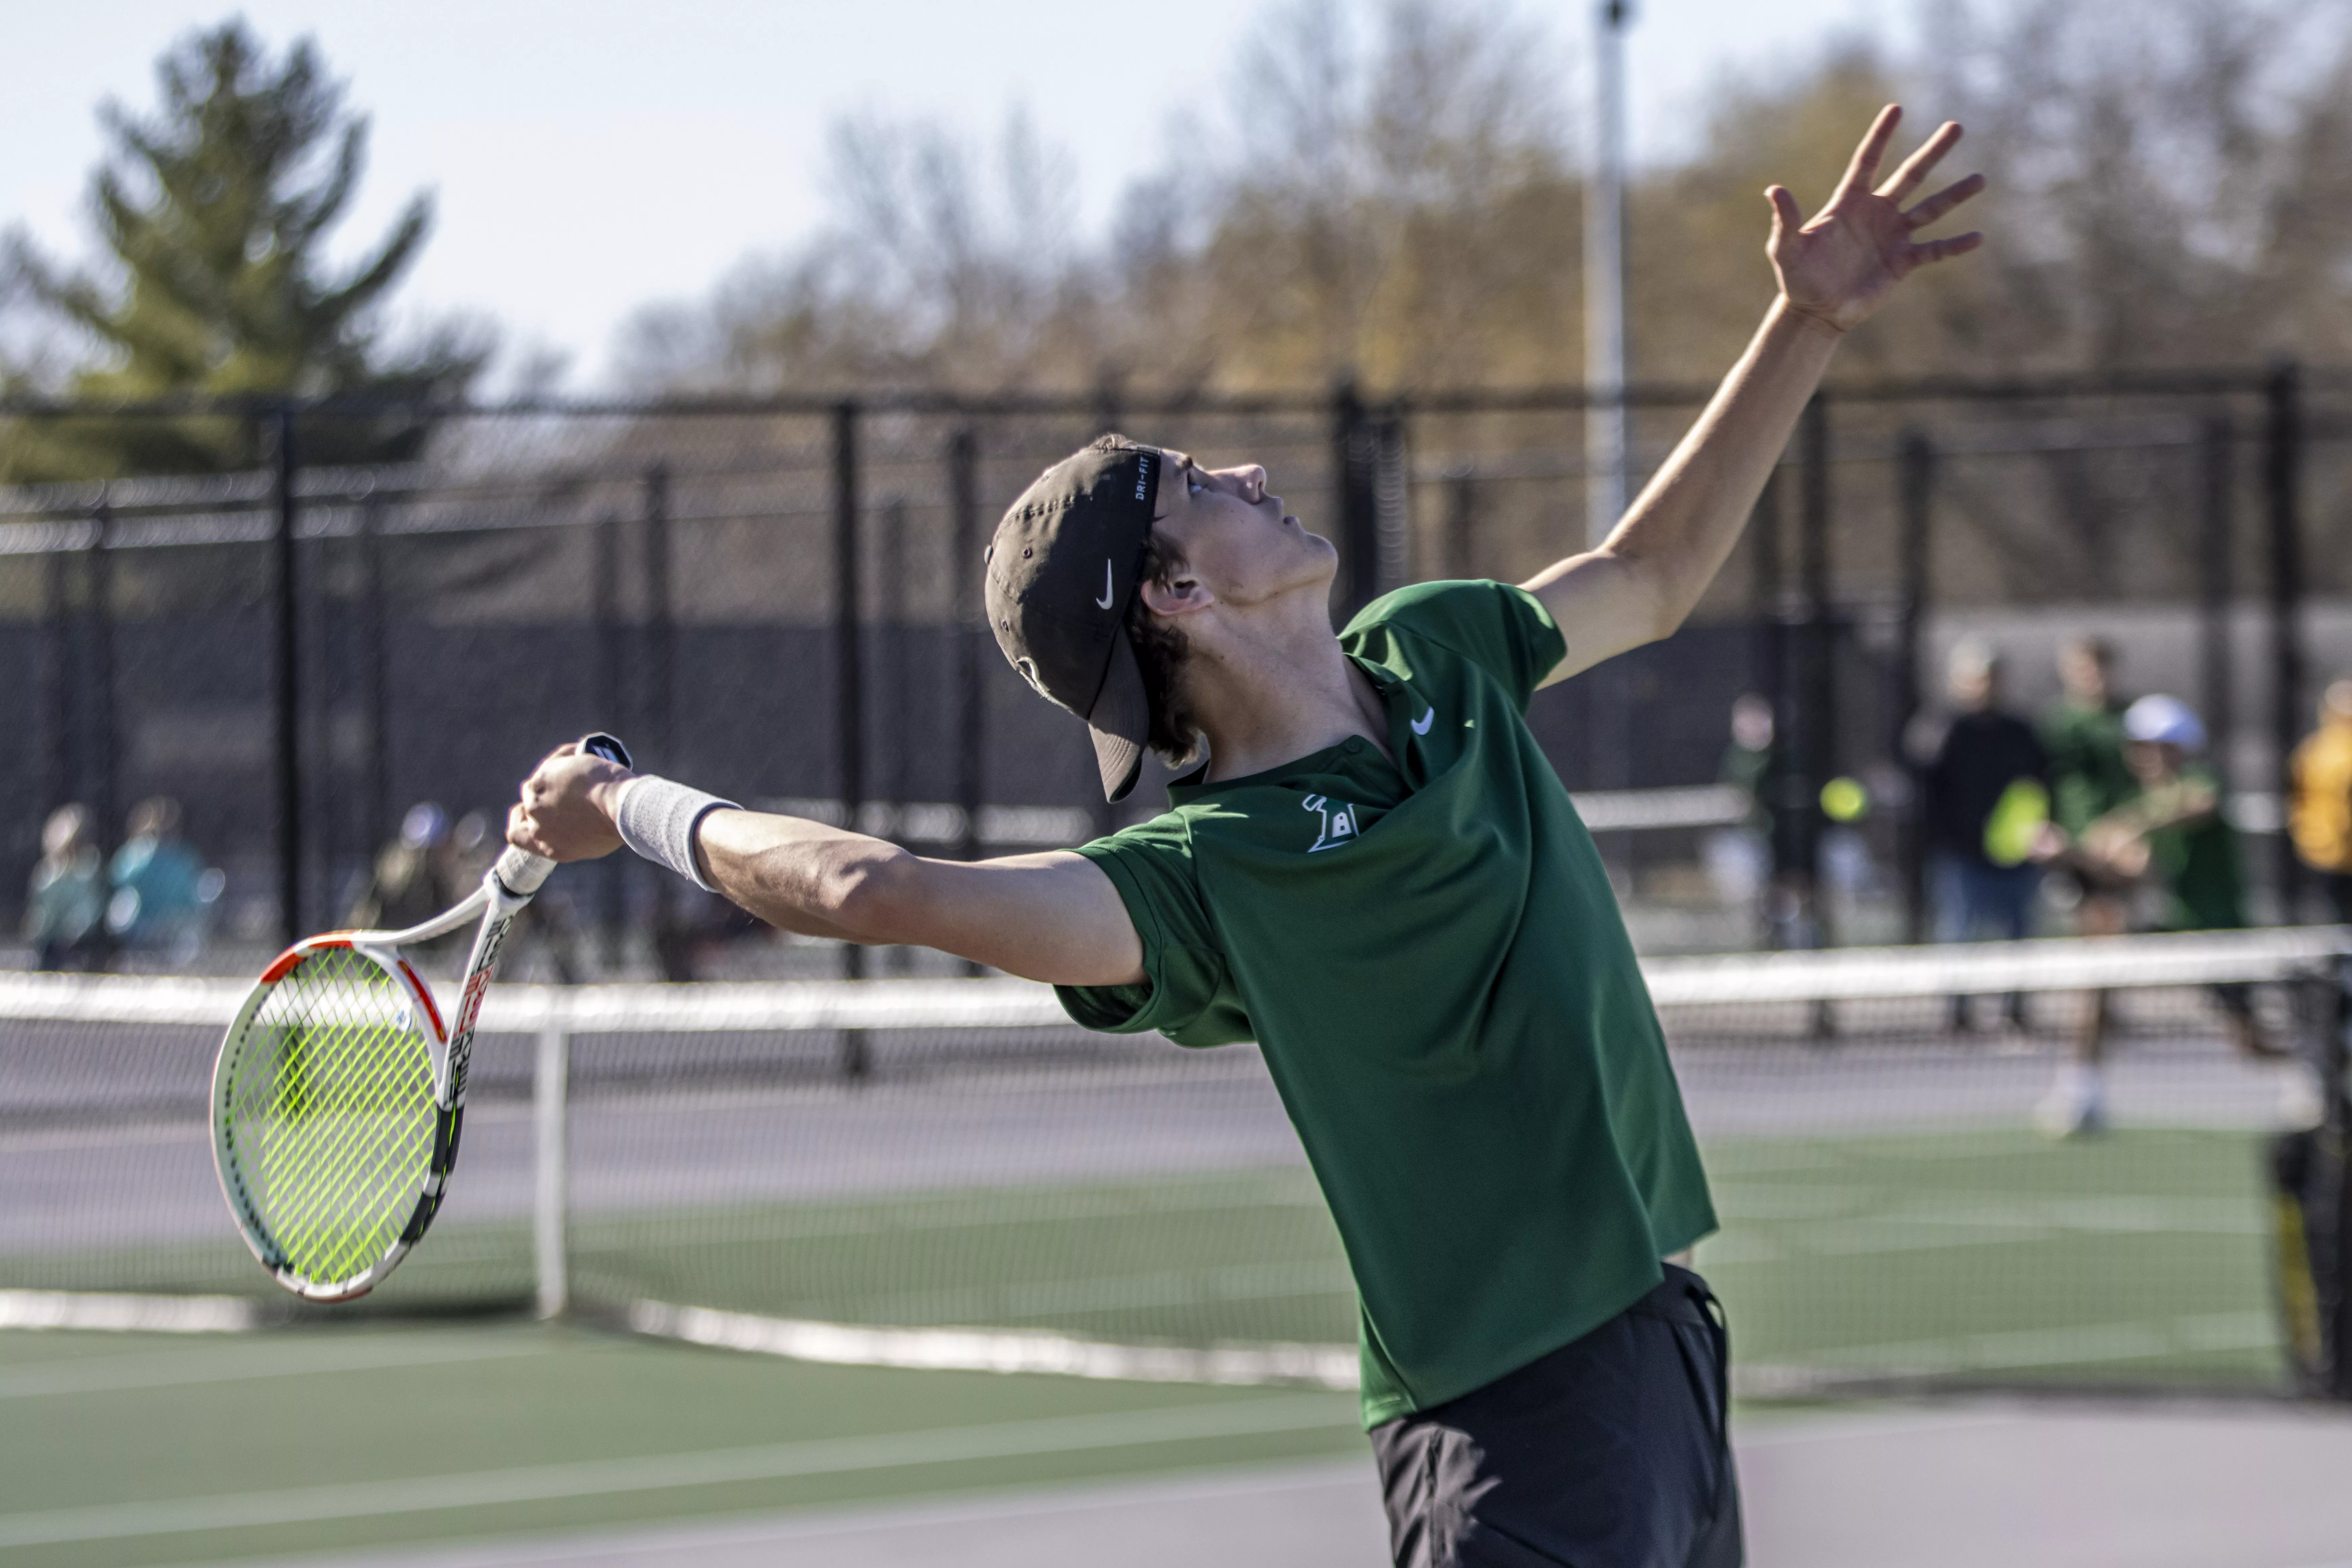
top-left (4, 374), bottom-right (2351, 972)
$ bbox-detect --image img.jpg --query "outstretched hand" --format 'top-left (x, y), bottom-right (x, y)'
top-left (1769, 105), bottom-right (1985, 335)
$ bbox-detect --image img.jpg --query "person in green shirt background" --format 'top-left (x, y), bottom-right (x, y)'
top-left (2040, 637), bottom-right (2138, 861)
top-left (2037, 636), bottom-right (2137, 1073)
top-left (506, 107), bottom-right (1987, 1568)
top-left (2038, 694), bottom-right (2281, 1136)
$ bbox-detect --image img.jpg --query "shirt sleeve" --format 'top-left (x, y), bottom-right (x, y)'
top-left (1055, 813), bottom-right (1253, 1047)
top-left (1340, 580), bottom-right (1567, 712)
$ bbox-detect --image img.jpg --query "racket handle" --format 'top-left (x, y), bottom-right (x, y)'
top-left (494, 845), bottom-right (557, 898)
top-left (491, 736), bottom-right (629, 899)
top-left (581, 732), bottom-right (632, 769)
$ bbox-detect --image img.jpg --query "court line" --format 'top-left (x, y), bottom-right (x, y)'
top-left (0, 1332), bottom-right (552, 1399)
top-left (190, 1457), bottom-right (1378, 1568)
top-left (0, 1391), bottom-right (1356, 1548)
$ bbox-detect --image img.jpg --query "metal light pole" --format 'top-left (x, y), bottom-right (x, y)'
top-left (1584, 0), bottom-right (1632, 549)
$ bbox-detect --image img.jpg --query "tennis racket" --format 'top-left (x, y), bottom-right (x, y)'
top-left (211, 733), bottom-right (630, 1301)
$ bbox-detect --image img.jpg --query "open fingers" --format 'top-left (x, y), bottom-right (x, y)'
top-left (1834, 104), bottom-right (1903, 199)
top-left (1903, 171), bottom-right (1985, 232)
top-left (1907, 230), bottom-right (1984, 267)
top-left (1876, 120), bottom-right (1963, 202)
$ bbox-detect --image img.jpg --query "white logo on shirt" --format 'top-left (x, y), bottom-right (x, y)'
top-left (1411, 706), bottom-right (1436, 736)
top-left (1303, 794), bottom-right (1359, 853)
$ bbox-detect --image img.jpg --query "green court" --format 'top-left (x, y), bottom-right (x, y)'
top-left (0, 1325), bottom-right (1367, 1568)
top-left (0, 1120), bottom-right (2290, 1566)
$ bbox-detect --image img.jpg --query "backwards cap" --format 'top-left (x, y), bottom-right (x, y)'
top-left (984, 436), bottom-right (1161, 802)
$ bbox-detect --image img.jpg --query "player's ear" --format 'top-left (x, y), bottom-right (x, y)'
top-left (1138, 572), bottom-right (1214, 618)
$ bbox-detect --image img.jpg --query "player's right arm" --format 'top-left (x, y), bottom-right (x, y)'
top-left (504, 744), bottom-right (1147, 988)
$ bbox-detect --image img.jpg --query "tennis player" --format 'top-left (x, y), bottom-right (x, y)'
top-left (510, 106), bottom-right (1982, 1568)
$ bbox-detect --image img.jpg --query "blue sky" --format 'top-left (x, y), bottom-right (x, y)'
top-left (3, 0), bottom-right (1907, 387)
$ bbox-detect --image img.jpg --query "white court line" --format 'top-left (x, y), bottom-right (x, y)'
top-left (0, 1289), bottom-right (258, 1333)
top-left (197, 1457), bottom-right (1377, 1568)
top-left (0, 1392), bottom-right (1355, 1549)
top-left (633, 1301), bottom-right (1361, 1389)
top-left (0, 1333), bottom-right (552, 1399)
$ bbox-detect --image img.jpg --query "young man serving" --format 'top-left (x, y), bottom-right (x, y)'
top-left (508, 106), bottom-right (1982, 1568)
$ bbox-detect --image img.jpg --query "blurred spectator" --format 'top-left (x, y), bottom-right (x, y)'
top-left (1922, 643), bottom-right (2048, 1028)
top-left (450, 807), bottom-right (588, 982)
top-left (1705, 694), bottom-right (1777, 909)
top-left (2288, 678), bottom-right (2352, 922)
top-left (2040, 695), bottom-right (2278, 1136)
top-left (2040, 638), bottom-right (2138, 868)
top-left (105, 797), bottom-right (222, 962)
top-left (24, 804), bottom-right (108, 971)
top-left (348, 803), bottom-right (463, 939)
top-left (2040, 637), bottom-right (2136, 1057)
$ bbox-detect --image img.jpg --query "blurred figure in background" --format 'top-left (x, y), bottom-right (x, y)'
top-left (2040, 637), bottom-right (2137, 931)
top-left (2040, 637), bottom-right (2137, 1055)
top-left (24, 804), bottom-right (108, 971)
top-left (451, 808), bottom-right (587, 981)
top-left (1706, 693), bottom-right (1778, 920)
top-left (1923, 642), bottom-right (2048, 1030)
top-left (347, 803), bottom-right (461, 939)
top-left (2039, 694), bottom-right (2278, 1136)
top-left (105, 797), bottom-right (221, 963)
top-left (2288, 678), bottom-right (2352, 922)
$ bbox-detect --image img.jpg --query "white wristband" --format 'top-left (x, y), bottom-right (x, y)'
top-left (613, 776), bottom-right (739, 892)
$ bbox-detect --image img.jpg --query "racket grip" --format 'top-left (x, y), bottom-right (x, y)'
top-left (493, 845), bottom-right (557, 898)
top-left (581, 732), bottom-right (632, 769)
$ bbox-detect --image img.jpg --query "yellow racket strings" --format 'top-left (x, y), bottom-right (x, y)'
top-left (224, 950), bottom-right (437, 1284)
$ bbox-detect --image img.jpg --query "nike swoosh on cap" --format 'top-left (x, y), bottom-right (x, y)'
top-left (1095, 559), bottom-right (1116, 610)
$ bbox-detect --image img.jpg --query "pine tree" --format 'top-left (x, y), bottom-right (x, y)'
top-left (5, 21), bottom-right (486, 479)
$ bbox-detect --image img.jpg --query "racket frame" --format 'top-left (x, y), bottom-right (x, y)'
top-left (210, 935), bottom-right (451, 1303)
top-left (209, 732), bottom-right (626, 1303)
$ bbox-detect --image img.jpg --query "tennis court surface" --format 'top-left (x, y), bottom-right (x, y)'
top-left (6, 928), bottom-right (2351, 1563)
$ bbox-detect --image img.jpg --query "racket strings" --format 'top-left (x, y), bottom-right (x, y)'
top-left (223, 950), bottom-right (436, 1284)
top-left (245, 968), bottom-right (430, 1278)
top-left (255, 960), bottom-right (432, 1268)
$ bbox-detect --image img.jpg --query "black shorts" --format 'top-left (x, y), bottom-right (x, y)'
top-left (1369, 1264), bottom-right (1741, 1568)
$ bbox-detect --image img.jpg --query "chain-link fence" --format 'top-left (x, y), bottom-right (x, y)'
top-left (6, 369), bottom-right (2349, 974)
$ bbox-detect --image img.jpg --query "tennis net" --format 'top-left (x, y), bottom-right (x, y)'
top-left (5, 927), bottom-right (2346, 1396)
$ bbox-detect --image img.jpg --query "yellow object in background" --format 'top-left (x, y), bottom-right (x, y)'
top-left (1820, 776), bottom-right (1870, 824)
top-left (1984, 778), bottom-right (2050, 867)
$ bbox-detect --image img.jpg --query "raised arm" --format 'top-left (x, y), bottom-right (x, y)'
top-left (1524, 105), bottom-right (1984, 687)
top-left (505, 744), bottom-right (1146, 988)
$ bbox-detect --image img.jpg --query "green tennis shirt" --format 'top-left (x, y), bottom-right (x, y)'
top-left (1056, 580), bottom-right (1716, 1428)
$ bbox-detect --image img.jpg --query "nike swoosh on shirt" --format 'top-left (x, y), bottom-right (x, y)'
top-left (1095, 560), bottom-right (1116, 610)
top-left (1411, 708), bottom-right (1436, 736)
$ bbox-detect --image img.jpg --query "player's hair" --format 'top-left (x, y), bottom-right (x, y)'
top-left (1127, 530), bottom-right (1202, 769)
top-left (2061, 634), bottom-right (2116, 668)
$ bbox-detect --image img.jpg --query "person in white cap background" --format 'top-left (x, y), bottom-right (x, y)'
top-left (2039, 693), bottom-right (2279, 1136)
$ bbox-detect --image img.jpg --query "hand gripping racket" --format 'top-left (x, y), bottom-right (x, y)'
top-left (211, 733), bottom-right (630, 1301)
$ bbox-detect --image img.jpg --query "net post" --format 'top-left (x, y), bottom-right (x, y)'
top-left (534, 1020), bottom-right (570, 1320)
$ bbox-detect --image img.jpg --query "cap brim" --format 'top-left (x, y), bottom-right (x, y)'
top-left (1085, 629), bottom-right (1150, 803)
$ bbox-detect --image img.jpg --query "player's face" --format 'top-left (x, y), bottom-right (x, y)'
top-left (1148, 448), bottom-right (1335, 609)
top-left (2126, 739), bottom-right (2179, 784)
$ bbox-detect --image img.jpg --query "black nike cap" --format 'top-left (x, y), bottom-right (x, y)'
top-left (985, 435), bottom-right (1161, 803)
